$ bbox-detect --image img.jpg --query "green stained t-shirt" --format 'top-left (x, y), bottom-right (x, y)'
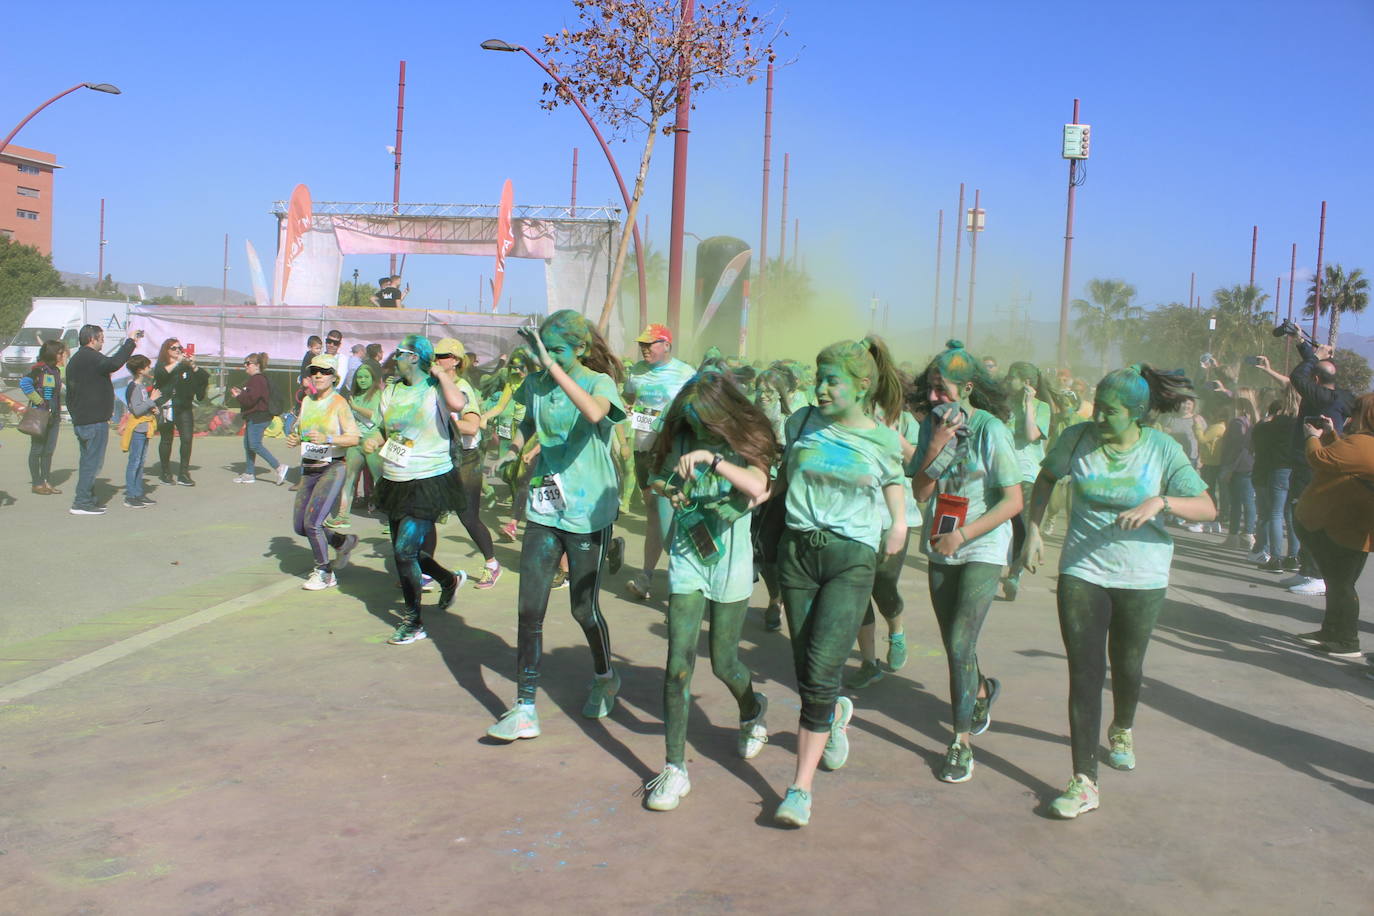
top-left (1010, 399), bottom-right (1052, 483)
top-left (377, 379), bottom-right (454, 482)
top-left (296, 391), bottom-right (357, 464)
top-left (783, 409), bottom-right (905, 552)
top-left (625, 357), bottom-right (696, 450)
top-left (517, 367), bottom-right (627, 533)
top-left (913, 409), bottom-right (1021, 566)
top-left (451, 377), bottom-right (482, 451)
top-left (652, 437), bottom-right (757, 603)
top-left (1042, 423), bottom-right (1207, 589)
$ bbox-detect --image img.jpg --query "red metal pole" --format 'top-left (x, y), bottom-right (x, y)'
top-left (664, 0), bottom-right (696, 342)
top-left (1313, 201), bottom-right (1326, 342)
top-left (966, 188), bottom-right (981, 345)
top-left (950, 182), bottom-right (965, 340)
top-left (1249, 225), bottom-right (1258, 288)
top-left (779, 152), bottom-right (789, 266)
top-left (390, 60), bottom-right (406, 278)
top-left (222, 233), bottom-right (229, 304)
top-left (758, 62), bottom-right (773, 288)
top-left (97, 198), bottom-right (105, 283)
top-left (570, 147), bottom-right (578, 217)
top-left (1287, 243), bottom-right (1297, 321)
top-left (932, 209), bottom-right (943, 342)
top-left (1056, 99), bottom-right (1080, 368)
top-left (0, 84), bottom-right (88, 155)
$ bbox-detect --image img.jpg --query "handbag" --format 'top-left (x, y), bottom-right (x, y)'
top-left (18, 404), bottom-right (51, 437)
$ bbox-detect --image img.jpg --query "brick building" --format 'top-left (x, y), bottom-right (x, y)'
top-left (0, 145), bottom-right (59, 255)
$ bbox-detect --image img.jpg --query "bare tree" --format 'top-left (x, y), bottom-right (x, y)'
top-left (538, 0), bottom-right (779, 334)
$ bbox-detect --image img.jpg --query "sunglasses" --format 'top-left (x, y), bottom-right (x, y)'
top-left (326, 339), bottom-right (342, 346)
top-left (169, 345), bottom-right (184, 352)
top-left (393, 348), bottom-right (417, 359)
top-left (307, 367), bottom-right (335, 376)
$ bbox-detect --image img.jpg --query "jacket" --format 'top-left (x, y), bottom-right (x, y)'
top-left (65, 338), bottom-right (137, 426)
top-left (1296, 432), bottom-right (1374, 552)
top-left (121, 379), bottom-right (160, 451)
top-left (235, 373), bottom-right (273, 422)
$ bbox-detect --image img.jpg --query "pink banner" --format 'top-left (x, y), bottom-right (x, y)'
top-left (492, 180), bottom-right (514, 312)
top-left (280, 184), bottom-right (312, 301)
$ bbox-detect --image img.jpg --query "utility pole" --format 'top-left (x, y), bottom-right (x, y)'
top-left (950, 182), bottom-right (964, 340)
top-left (1313, 201), bottom-right (1326, 342)
top-left (932, 209), bottom-right (943, 342)
top-left (758, 62), bottom-right (773, 291)
top-left (97, 198), bottom-right (106, 285)
top-left (965, 189), bottom-right (983, 345)
top-left (570, 147), bottom-right (578, 216)
top-left (1189, 272), bottom-right (1195, 313)
top-left (1057, 98), bottom-right (1088, 367)
top-left (779, 152), bottom-right (790, 266)
top-left (664, 0), bottom-right (696, 341)
top-left (1249, 225), bottom-right (1258, 288)
top-left (222, 233), bottom-right (229, 304)
top-left (390, 61), bottom-right (407, 278)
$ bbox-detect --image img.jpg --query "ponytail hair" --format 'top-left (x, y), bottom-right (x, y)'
top-left (1096, 363), bottom-right (1195, 421)
top-left (923, 339), bottom-right (1010, 420)
top-left (815, 335), bottom-right (903, 421)
top-left (541, 309), bottom-right (624, 384)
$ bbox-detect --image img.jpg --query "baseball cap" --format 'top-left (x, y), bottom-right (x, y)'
top-left (307, 354), bottom-right (339, 373)
top-left (636, 323), bottom-right (672, 345)
top-left (434, 337), bottom-right (467, 359)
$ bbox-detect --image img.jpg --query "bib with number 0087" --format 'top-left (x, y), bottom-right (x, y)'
top-left (380, 437), bottom-right (413, 469)
top-left (529, 473), bottom-right (567, 515)
top-left (631, 408), bottom-right (660, 433)
top-left (496, 420), bottom-right (514, 439)
top-left (300, 440), bottom-right (332, 462)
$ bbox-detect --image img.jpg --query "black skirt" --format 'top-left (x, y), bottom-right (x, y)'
top-left (373, 465), bottom-right (467, 522)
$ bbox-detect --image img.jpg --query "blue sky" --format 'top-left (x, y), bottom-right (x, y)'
top-left (3, 0), bottom-right (1371, 343)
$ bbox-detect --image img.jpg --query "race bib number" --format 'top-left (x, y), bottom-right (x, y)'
top-left (381, 437), bottom-right (413, 469)
top-left (631, 408), bottom-right (660, 433)
top-left (529, 474), bottom-right (567, 515)
top-left (300, 440), bottom-right (331, 462)
top-left (496, 421), bottom-right (514, 440)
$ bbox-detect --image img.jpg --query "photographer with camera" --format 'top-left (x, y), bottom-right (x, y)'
top-left (1253, 324), bottom-right (1356, 596)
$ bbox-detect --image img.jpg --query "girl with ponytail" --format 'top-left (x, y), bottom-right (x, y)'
top-left (1021, 363), bottom-right (1214, 819)
top-left (768, 337), bottom-right (908, 828)
top-left (911, 340), bottom-right (1024, 785)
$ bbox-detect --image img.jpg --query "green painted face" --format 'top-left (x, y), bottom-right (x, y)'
top-left (1093, 392), bottom-right (1137, 442)
top-left (815, 360), bottom-right (866, 418)
top-left (541, 329), bottom-right (583, 372)
top-left (355, 367), bottom-right (374, 391)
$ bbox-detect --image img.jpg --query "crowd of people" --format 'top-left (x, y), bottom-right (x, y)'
top-left (12, 315), bottom-right (1373, 827)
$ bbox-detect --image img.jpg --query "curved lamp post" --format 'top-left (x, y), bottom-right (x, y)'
top-left (480, 39), bottom-right (648, 329)
top-left (0, 82), bottom-right (121, 155)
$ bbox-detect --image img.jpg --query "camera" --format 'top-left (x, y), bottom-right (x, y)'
top-left (1245, 355), bottom-right (1263, 367)
top-left (1272, 319), bottom-right (1314, 344)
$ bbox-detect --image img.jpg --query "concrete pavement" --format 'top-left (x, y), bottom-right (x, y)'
top-left (1, 430), bottom-right (1372, 914)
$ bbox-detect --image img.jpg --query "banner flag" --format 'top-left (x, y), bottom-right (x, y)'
top-left (694, 249), bottom-right (753, 337)
top-left (491, 180), bottom-right (514, 312)
top-left (279, 184), bottom-right (313, 303)
top-left (245, 240), bottom-right (271, 306)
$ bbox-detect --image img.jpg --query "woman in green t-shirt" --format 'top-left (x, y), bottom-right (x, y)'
top-left (640, 371), bottom-right (778, 811)
top-left (769, 337), bottom-right (908, 828)
top-left (486, 310), bottom-right (628, 742)
top-left (1022, 365), bottom-right (1214, 819)
top-left (328, 359), bottom-right (384, 529)
top-left (911, 341), bottom-right (1024, 785)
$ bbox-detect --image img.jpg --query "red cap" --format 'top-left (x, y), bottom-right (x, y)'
top-left (636, 323), bottom-right (672, 345)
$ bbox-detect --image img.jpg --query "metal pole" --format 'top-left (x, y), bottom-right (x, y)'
top-left (758, 62), bottom-right (773, 290)
top-left (0, 83), bottom-right (97, 155)
top-left (1249, 225), bottom-right (1258, 288)
top-left (1313, 201), bottom-right (1326, 342)
top-left (1189, 272), bottom-right (1195, 313)
top-left (792, 218), bottom-right (798, 267)
top-left (97, 198), bottom-right (105, 283)
top-left (779, 153), bottom-right (789, 266)
top-left (390, 61), bottom-right (406, 278)
top-left (1056, 98), bottom-right (1081, 367)
top-left (1287, 243), bottom-right (1297, 321)
top-left (570, 147), bottom-right (578, 217)
top-left (950, 182), bottom-right (965, 340)
top-left (664, 0), bottom-right (696, 341)
top-left (222, 233), bottom-right (229, 304)
top-left (932, 209), bottom-right (943, 342)
top-left (966, 188), bottom-right (981, 345)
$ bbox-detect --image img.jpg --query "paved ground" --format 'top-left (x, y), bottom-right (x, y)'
top-left (2, 429), bottom-right (1372, 915)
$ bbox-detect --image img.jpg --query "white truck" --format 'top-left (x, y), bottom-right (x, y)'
top-left (0, 297), bottom-right (129, 381)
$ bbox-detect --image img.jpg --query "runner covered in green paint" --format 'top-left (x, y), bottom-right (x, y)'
top-left (1021, 364), bottom-right (1214, 818)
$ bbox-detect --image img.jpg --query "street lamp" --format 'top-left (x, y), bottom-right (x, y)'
top-left (0, 82), bottom-right (121, 155)
top-left (480, 39), bottom-right (648, 329)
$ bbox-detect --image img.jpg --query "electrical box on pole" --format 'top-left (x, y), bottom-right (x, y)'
top-left (1062, 123), bottom-right (1091, 159)
top-left (965, 208), bottom-right (985, 232)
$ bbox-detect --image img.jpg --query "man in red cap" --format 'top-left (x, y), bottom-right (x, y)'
top-left (624, 323), bottom-right (697, 600)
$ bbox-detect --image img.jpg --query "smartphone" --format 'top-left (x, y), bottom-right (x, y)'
top-left (1245, 355), bottom-right (1262, 367)
top-left (185, 343), bottom-right (196, 357)
top-left (1302, 416), bottom-right (1325, 427)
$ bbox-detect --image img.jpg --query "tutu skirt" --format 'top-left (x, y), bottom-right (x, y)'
top-left (373, 465), bottom-right (466, 522)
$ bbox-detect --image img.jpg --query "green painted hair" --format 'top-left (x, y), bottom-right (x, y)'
top-left (540, 309), bottom-right (624, 383)
top-left (816, 335), bottom-right (903, 421)
top-left (923, 339), bottom-right (1009, 420)
top-left (1095, 363), bottom-right (1195, 421)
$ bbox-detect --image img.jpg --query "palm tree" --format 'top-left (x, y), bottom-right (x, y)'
top-left (1208, 285), bottom-right (1273, 373)
top-left (1072, 278), bottom-right (1142, 373)
top-left (1304, 264), bottom-right (1370, 346)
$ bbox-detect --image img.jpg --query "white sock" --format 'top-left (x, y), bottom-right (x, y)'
top-left (487, 559), bottom-right (500, 570)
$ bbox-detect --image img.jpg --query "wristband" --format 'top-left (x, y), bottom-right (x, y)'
top-left (709, 453), bottom-right (724, 473)
top-left (1160, 495), bottom-right (1171, 514)
top-left (327, 435), bottom-right (334, 445)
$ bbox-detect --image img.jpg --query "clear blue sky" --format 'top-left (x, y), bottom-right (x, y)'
top-left (3, 0), bottom-right (1371, 343)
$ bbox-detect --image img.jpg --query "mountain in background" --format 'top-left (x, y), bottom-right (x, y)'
top-left (58, 271), bottom-right (255, 305)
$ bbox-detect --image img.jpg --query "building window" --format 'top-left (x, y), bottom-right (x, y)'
top-left (16, 209), bottom-right (39, 220)
top-left (17, 164), bottom-right (41, 175)
top-left (17, 186), bottom-right (40, 198)
top-left (0, 229), bottom-right (13, 239)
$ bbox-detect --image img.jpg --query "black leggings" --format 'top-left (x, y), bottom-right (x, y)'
top-left (456, 448), bottom-right (495, 561)
top-left (157, 408), bottom-right (194, 475)
top-left (928, 561), bottom-right (1000, 734)
top-left (390, 516), bottom-right (455, 627)
top-left (863, 532), bottom-right (909, 625)
top-left (515, 521), bottom-right (614, 702)
top-left (1056, 574), bottom-right (1165, 781)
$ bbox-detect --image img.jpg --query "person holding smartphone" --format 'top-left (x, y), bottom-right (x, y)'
top-left (767, 337), bottom-right (907, 828)
top-left (639, 371), bottom-right (777, 811)
top-left (911, 340), bottom-right (1024, 785)
top-left (485, 311), bottom-right (626, 742)
top-left (153, 337), bottom-right (209, 486)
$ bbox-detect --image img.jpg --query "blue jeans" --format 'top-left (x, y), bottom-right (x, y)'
top-left (244, 418), bottom-right (279, 474)
top-left (1264, 467), bottom-right (1298, 559)
top-left (1227, 471), bottom-right (1255, 536)
top-left (73, 421), bottom-right (110, 510)
top-left (125, 430), bottom-right (149, 499)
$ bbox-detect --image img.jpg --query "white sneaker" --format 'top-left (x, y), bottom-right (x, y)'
top-left (737, 693), bottom-right (769, 759)
top-left (421, 574), bottom-right (437, 592)
top-left (302, 568), bottom-right (337, 590)
top-left (233, 474), bottom-right (256, 484)
top-left (274, 464), bottom-right (289, 486)
top-left (1247, 549), bottom-right (1269, 564)
top-left (643, 763), bottom-right (691, 811)
top-left (1184, 523), bottom-right (1205, 533)
top-left (1278, 573), bottom-right (1308, 588)
top-left (1288, 578), bottom-right (1326, 596)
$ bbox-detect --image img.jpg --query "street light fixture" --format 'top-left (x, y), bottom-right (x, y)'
top-left (480, 38), bottom-right (648, 328)
top-left (0, 81), bottom-right (122, 155)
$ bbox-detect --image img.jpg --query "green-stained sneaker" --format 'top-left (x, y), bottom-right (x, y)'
top-left (582, 669), bottom-right (621, 718)
top-left (939, 740), bottom-right (974, 783)
top-left (642, 763), bottom-right (691, 811)
top-left (487, 703), bottom-right (541, 741)
top-left (843, 660), bottom-right (884, 689)
top-left (1107, 726), bottom-right (1135, 771)
top-left (886, 632), bottom-right (908, 671)
top-left (737, 693), bottom-right (769, 759)
top-left (970, 676), bottom-right (1000, 736)
top-left (1050, 773), bottom-right (1100, 819)
top-left (773, 785), bottom-right (812, 828)
top-left (820, 696), bottom-right (854, 770)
